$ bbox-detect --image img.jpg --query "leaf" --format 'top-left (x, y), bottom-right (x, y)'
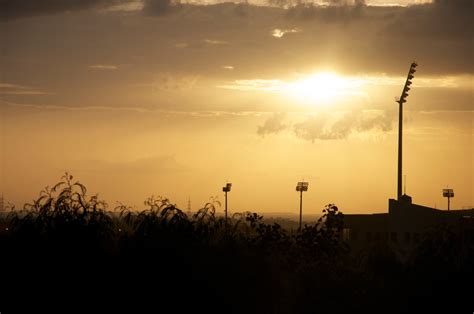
top-left (74, 182), bottom-right (87, 196)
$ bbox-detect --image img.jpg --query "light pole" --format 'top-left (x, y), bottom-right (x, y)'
top-left (222, 183), bottom-right (232, 224)
top-left (443, 188), bottom-right (454, 211)
top-left (396, 62), bottom-right (418, 200)
top-left (296, 181), bottom-right (309, 231)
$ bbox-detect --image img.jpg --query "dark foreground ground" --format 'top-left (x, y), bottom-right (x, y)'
top-left (0, 178), bottom-right (472, 313)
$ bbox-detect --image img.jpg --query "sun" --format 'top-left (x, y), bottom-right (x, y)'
top-left (284, 72), bottom-right (352, 105)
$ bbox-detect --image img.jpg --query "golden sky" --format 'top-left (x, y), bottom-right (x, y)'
top-left (0, 0), bottom-right (472, 215)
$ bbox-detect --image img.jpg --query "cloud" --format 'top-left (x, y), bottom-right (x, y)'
top-left (0, 0), bottom-right (192, 19)
top-left (271, 28), bottom-right (301, 38)
top-left (222, 65), bottom-right (234, 70)
top-left (293, 110), bottom-right (396, 141)
top-left (0, 83), bottom-right (46, 95)
top-left (284, 1), bottom-right (369, 21)
top-left (0, 0), bottom-right (122, 20)
top-left (175, 42), bottom-right (188, 48)
top-left (327, 0), bottom-right (366, 6)
top-left (105, 0), bottom-right (143, 12)
top-left (0, 0), bottom-right (378, 21)
top-left (152, 73), bottom-right (199, 91)
top-left (255, 110), bottom-right (397, 141)
top-left (142, 0), bottom-right (182, 16)
top-left (384, 0), bottom-right (473, 40)
top-left (218, 79), bottom-right (283, 92)
top-left (1, 100), bottom-right (270, 118)
top-left (219, 75), bottom-right (471, 98)
top-left (1, 0), bottom-right (471, 114)
top-left (257, 112), bottom-right (288, 136)
top-left (266, 0), bottom-right (366, 9)
top-left (88, 64), bottom-right (118, 70)
top-left (204, 39), bottom-right (229, 45)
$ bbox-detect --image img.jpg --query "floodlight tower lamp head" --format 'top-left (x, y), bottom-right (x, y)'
top-left (223, 183), bottom-right (232, 192)
top-left (296, 181), bottom-right (309, 192)
top-left (442, 189), bottom-right (454, 198)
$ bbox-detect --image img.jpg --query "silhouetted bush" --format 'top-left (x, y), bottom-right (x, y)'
top-left (1, 174), bottom-right (472, 313)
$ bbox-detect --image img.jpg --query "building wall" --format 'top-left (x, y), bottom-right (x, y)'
top-left (343, 196), bottom-right (474, 254)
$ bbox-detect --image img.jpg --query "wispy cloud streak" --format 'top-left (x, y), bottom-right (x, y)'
top-left (0, 83), bottom-right (47, 95)
top-left (88, 64), bottom-right (119, 70)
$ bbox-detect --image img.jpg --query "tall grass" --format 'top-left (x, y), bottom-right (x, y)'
top-left (1, 173), bottom-right (472, 313)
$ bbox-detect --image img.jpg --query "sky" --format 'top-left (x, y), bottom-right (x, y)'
top-left (0, 0), bottom-right (472, 216)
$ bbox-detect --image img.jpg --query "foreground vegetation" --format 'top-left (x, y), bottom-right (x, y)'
top-left (1, 174), bottom-right (472, 313)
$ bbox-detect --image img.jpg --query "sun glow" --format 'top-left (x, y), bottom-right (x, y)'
top-left (285, 72), bottom-right (357, 104)
top-left (219, 72), bottom-right (470, 107)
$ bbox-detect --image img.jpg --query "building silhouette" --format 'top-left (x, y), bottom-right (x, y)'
top-left (343, 194), bottom-right (474, 256)
top-left (342, 62), bottom-right (474, 255)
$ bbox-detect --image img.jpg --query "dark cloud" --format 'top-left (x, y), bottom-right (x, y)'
top-left (0, 0), bottom-right (190, 20)
top-left (280, 1), bottom-right (472, 75)
top-left (293, 110), bottom-right (396, 141)
top-left (284, 0), bottom-right (367, 21)
top-left (376, 0), bottom-right (473, 74)
top-left (384, 0), bottom-right (473, 40)
top-left (434, 0), bottom-right (471, 6)
top-left (257, 112), bottom-right (287, 137)
top-left (0, 0), bottom-right (123, 20)
top-left (0, 0), bottom-right (471, 110)
top-left (142, 0), bottom-right (182, 16)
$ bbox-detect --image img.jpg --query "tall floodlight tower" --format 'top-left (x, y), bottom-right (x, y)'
top-left (443, 188), bottom-right (454, 211)
top-left (396, 62), bottom-right (418, 200)
top-left (187, 197), bottom-right (192, 216)
top-left (222, 183), bottom-right (232, 224)
top-left (296, 181), bottom-right (309, 231)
